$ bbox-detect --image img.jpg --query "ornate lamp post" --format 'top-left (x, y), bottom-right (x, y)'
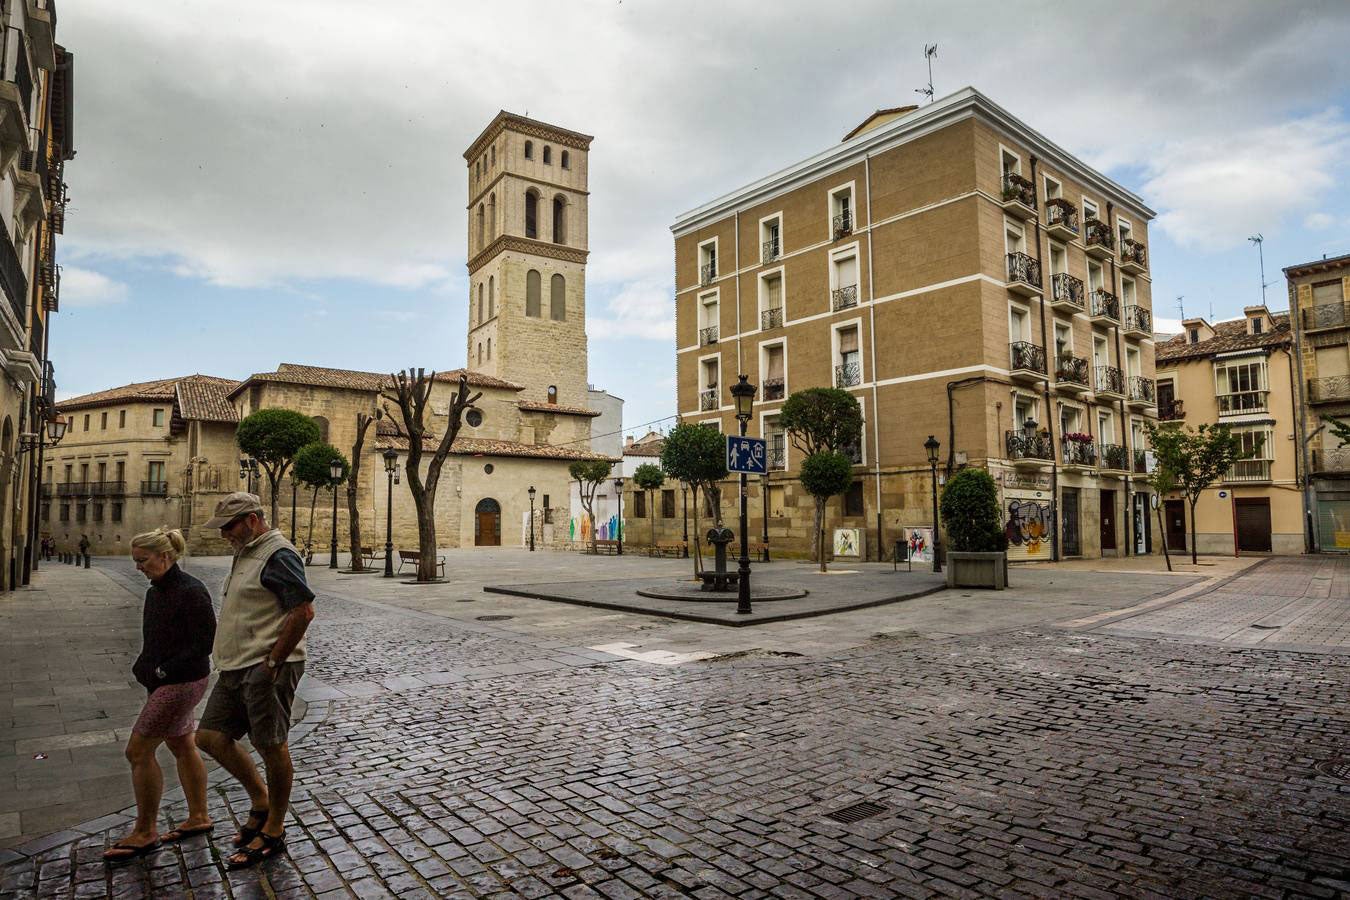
top-left (760, 472), bottom-right (770, 562)
top-left (924, 434), bottom-right (942, 574)
top-left (527, 485), bottom-right (536, 552)
top-left (328, 457), bottom-right (343, 569)
top-left (730, 374), bottom-right (757, 615)
top-left (287, 471), bottom-right (299, 542)
top-left (382, 448), bottom-right (398, 577)
top-left (21, 414), bottom-right (67, 573)
top-left (612, 477), bottom-right (625, 555)
top-left (681, 485), bottom-right (689, 558)
top-left (238, 456), bottom-right (259, 494)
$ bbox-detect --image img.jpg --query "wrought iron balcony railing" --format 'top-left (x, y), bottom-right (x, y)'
top-left (699, 262), bottom-right (716, 285)
top-left (1308, 375), bottom-right (1350, 404)
top-left (1006, 430), bottom-right (1053, 462)
top-left (1302, 301), bottom-right (1348, 331)
top-left (141, 480), bottom-right (169, 496)
top-left (1054, 353), bottom-right (1090, 388)
top-left (1096, 365), bottom-right (1125, 395)
top-left (762, 377), bottom-right (785, 401)
top-left (835, 361), bottom-right (861, 388)
top-left (1090, 289), bottom-right (1120, 322)
top-left (39, 483), bottom-right (52, 498)
top-left (833, 210), bottom-right (853, 238)
top-left (832, 284), bottom-right (858, 311)
top-left (1001, 173), bottom-right (1036, 209)
top-left (1050, 272), bottom-right (1085, 310)
top-left (699, 388), bottom-right (718, 411)
top-left (1158, 400), bottom-right (1185, 421)
top-left (0, 210), bottom-right (28, 329)
top-left (56, 482), bottom-right (84, 497)
top-left (1062, 439), bottom-right (1097, 467)
top-left (762, 238), bottom-right (780, 263)
top-left (1085, 218), bottom-right (1115, 254)
top-left (1099, 443), bottom-right (1129, 471)
top-left (1133, 448), bottom-right (1149, 474)
top-left (1312, 447), bottom-right (1350, 473)
top-left (1218, 391), bottom-right (1268, 415)
top-left (1010, 341), bottom-right (1047, 374)
top-left (698, 325), bottom-right (718, 346)
top-left (768, 443), bottom-right (786, 470)
top-left (1224, 459), bottom-right (1272, 482)
top-left (91, 480), bottom-right (127, 497)
top-left (760, 307), bottom-right (783, 330)
top-left (1121, 238), bottom-right (1148, 269)
top-left (1006, 251), bottom-right (1041, 291)
top-left (1128, 376), bottom-right (1156, 405)
top-left (1124, 305), bottom-right (1152, 334)
top-left (1044, 198), bottom-right (1079, 235)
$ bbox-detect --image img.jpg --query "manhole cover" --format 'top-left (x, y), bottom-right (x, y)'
top-left (1314, 759), bottom-right (1350, 781)
top-left (824, 800), bottom-right (886, 824)
top-left (476, 615), bottom-right (513, 622)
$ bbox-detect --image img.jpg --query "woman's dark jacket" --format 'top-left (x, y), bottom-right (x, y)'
top-left (131, 564), bottom-right (217, 692)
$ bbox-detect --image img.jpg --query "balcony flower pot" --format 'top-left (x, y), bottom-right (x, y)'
top-left (939, 469), bottom-right (1009, 590)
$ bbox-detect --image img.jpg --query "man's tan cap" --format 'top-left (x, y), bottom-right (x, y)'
top-left (204, 491), bottom-right (264, 529)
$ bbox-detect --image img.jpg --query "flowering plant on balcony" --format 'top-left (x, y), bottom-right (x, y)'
top-left (1064, 432), bottom-right (1093, 444)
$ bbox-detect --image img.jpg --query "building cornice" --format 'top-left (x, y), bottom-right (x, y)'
top-left (1283, 252), bottom-right (1350, 277)
top-left (671, 86), bottom-right (1156, 237)
top-left (467, 235), bottom-right (589, 276)
top-left (464, 111), bottom-right (593, 162)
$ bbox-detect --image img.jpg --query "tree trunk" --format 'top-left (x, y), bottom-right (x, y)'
top-left (306, 486), bottom-right (319, 556)
top-left (815, 497), bottom-right (827, 573)
top-left (347, 480), bottom-right (362, 571)
top-left (648, 489), bottom-right (654, 551)
top-left (267, 472), bottom-right (281, 527)
top-left (414, 488), bottom-right (437, 581)
top-left (691, 485), bottom-right (702, 575)
top-left (1189, 498), bottom-right (1198, 566)
top-left (1156, 504), bottom-right (1172, 572)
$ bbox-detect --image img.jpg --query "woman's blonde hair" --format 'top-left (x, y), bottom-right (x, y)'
top-left (130, 527), bottom-right (187, 562)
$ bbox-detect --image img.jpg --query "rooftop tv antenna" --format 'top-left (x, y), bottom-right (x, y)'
top-left (1248, 233), bottom-right (1272, 305)
top-left (915, 44), bottom-right (937, 104)
top-left (1175, 295), bottom-right (1185, 320)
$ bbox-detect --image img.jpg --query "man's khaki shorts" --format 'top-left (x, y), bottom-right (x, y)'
top-left (198, 661), bottom-right (304, 749)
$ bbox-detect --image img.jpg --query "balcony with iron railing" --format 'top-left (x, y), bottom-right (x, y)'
top-left (1054, 353), bottom-right (1090, 393)
top-left (1302, 301), bottom-right (1348, 332)
top-left (1006, 430), bottom-right (1053, 467)
top-left (56, 482), bottom-right (83, 497)
top-left (1127, 375), bottom-right (1156, 408)
top-left (834, 361), bottom-right (861, 388)
top-left (1123, 305), bottom-right (1152, 336)
top-left (760, 307), bottom-right (783, 330)
top-left (762, 238), bottom-right (780, 263)
top-left (1006, 252), bottom-right (1042, 297)
top-left (39, 483), bottom-right (51, 498)
top-left (1049, 272), bottom-right (1084, 312)
top-left (1009, 341), bottom-right (1047, 381)
top-left (1099, 443), bottom-right (1129, 473)
top-left (762, 377), bottom-right (784, 401)
top-left (1000, 173), bottom-right (1037, 219)
top-left (1061, 438), bottom-right (1097, 470)
top-left (1224, 459), bottom-right (1272, 483)
top-left (91, 480), bottom-right (127, 497)
top-left (1120, 238), bottom-right (1148, 274)
top-left (1085, 219), bottom-right (1114, 258)
top-left (0, 201), bottom-right (28, 338)
top-left (1089, 289), bottom-right (1120, 323)
top-left (1311, 447), bottom-right (1350, 474)
top-left (1308, 375), bottom-right (1350, 405)
top-left (1095, 365), bottom-right (1125, 398)
top-left (142, 480), bottom-right (170, 496)
top-left (699, 262), bottom-right (716, 285)
top-left (1218, 390), bottom-right (1268, 415)
top-left (1045, 198), bottom-right (1079, 239)
top-left (832, 210), bottom-right (853, 239)
top-left (699, 387), bottom-right (718, 411)
top-left (1132, 448), bottom-right (1149, 475)
top-left (832, 284), bottom-right (858, 311)
top-left (768, 441), bottom-right (786, 471)
top-left (1158, 400), bottom-right (1185, 421)
top-left (698, 325), bottom-right (718, 346)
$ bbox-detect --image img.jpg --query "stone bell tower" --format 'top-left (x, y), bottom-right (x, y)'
top-left (463, 112), bottom-right (593, 408)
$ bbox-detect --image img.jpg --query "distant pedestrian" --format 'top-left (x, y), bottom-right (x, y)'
top-left (78, 533), bottom-right (90, 566)
top-left (195, 492), bottom-right (314, 870)
top-left (103, 528), bottom-right (216, 865)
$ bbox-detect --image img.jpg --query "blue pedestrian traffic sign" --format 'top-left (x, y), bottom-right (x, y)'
top-left (726, 435), bottom-right (767, 475)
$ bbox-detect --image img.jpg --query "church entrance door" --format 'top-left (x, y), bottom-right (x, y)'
top-left (475, 498), bottom-right (501, 547)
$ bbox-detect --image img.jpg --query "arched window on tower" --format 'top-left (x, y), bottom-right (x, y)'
top-left (477, 343), bottom-right (483, 364)
top-left (552, 196), bottom-right (567, 244)
top-left (487, 337), bottom-right (492, 360)
top-left (524, 190), bottom-right (539, 239)
top-left (543, 145), bottom-right (552, 165)
top-left (476, 203), bottom-right (485, 249)
top-left (487, 193), bottom-right (496, 239)
top-left (526, 270), bottom-right (542, 317)
top-left (550, 273), bottom-right (566, 321)
top-left (561, 150), bottom-right (570, 169)
top-left (524, 140), bottom-right (533, 160)
top-left (478, 283), bottom-right (484, 322)
top-left (490, 145), bottom-right (495, 167)
top-left (488, 275), bottom-right (495, 318)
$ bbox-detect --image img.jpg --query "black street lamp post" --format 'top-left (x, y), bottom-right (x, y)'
top-left (681, 486), bottom-right (689, 557)
top-left (382, 448), bottom-right (398, 577)
top-left (238, 456), bottom-right (259, 495)
top-left (760, 473), bottom-right (770, 562)
top-left (527, 486), bottom-right (536, 552)
top-left (612, 477), bottom-right (624, 555)
top-left (731, 374), bottom-right (757, 616)
top-left (288, 472), bottom-right (298, 543)
top-left (925, 435), bottom-right (942, 574)
top-left (21, 414), bottom-right (67, 574)
top-left (328, 458), bottom-right (343, 569)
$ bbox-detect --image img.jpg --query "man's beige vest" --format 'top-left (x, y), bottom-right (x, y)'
top-left (214, 528), bottom-right (307, 672)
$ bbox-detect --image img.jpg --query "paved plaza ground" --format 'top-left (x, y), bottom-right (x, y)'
top-left (1, 549), bottom-right (1347, 898)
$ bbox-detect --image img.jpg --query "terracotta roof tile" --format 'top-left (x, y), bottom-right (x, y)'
top-left (229, 364), bottom-right (524, 399)
top-left (175, 375), bottom-right (242, 423)
top-left (624, 441), bottom-right (665, 457)
top-left (374, 429), bottom-right (617, 462)
top-left (517, 400), bottom-right (601, 417)
top-left (1156, 313), bottom-right (1291, 364)
top-left (59, 374), bottom-right (233, 413)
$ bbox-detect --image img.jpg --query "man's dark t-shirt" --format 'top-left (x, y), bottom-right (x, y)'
top-left (259, 547), bottom-right (314, 611)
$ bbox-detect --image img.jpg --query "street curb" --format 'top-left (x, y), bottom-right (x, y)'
top-left (1053, 557), bottom-right (1270, 632)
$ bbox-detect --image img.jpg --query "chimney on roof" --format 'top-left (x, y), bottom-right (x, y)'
top-left (625, 435), bottom-right (634, 449)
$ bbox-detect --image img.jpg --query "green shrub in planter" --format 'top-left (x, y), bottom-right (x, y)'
top-left (940, 468), bottom-right (1005, 553)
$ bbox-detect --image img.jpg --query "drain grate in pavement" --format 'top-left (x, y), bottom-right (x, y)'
top-left (824, 800), bottom-right (886, 824)
top-left (1313, 758), bottom-right (1350, 781)
top-left (476, 614), bottom-right (513, 622)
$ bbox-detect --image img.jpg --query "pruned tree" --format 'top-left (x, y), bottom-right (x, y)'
top-left (347, 407), bottom-right (384, 571)
top-left (799, 452), bottom-right (853, 572)
top-left (633, 462), bottom-right (665, 550)
top-left (1145, 421), bottom-right (1252, 565)
top-left (780, 388), bottom-right (863, 562)
top-left (660, 423), bottom-right (728, 575)
top-left (293, 442), bottom-right (348, 561)
top-left (1144, 459), bottom-right (1178, 572)
top-left (236, 408), bottom-right (322, 525)
top-left (381, 370), bottom-right (480, 581)
top-left (568, 459), bottom-right (613, 554)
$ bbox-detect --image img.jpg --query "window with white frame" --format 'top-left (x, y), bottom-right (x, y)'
top-left (1093, 335), bottom-right (1110, 368)
top-left (764, 415), bottom-right (787, 470)
top-left (1121, 276), bottom-right (1136, 307)
top-left (1049, 241), bottom-right (1067, 275)
top-left (698, 239), bottom-right (717, 284)
top-left (699, 357), bottom-right (720, 411)
top-left (761, 342), bottom-right (786, 401)
top-left (1117, 216), bottom-right (1133, 247)
top-left (698, 292), bottom-right (719, 346)
top-left (1001, 148), bottom-right (1021, 177)
top-left (1005, 219), bottom-right (1026, 254)
top-left (1098, 410), bottom-right (1115, 443)
top-left (1009, 304), bottom-right (1031, 344)
top-left (835, 324), bottom-right (861, 387)
top-left (1083, 197), bottom-right (1100, 224)
top-left (831, 251), bottom-right (859, 310)
top-left (1054, 321), bottom-right (1073, 359)
top-left (1126, 346), bottom-right (1141, 379)
top-left (761, 215), bottom-right (782, 263)
top-left (1229, 426), bottom-right (1272, 480)
top-left (830, 186), bottom-right (854, 236)
top-left (759, 270), bottom-right (784, 329)
top-left (1214, 358), bottom-right (1268, 413)
top-left (1014, 393), bottom-right (1037, 431)
top-left (1087, 259), bottom-right (1104, 293)
top-left (1043, 174), bottom-right (1063, 200)
top-left (1061, 404), bottom-right (1084, 437)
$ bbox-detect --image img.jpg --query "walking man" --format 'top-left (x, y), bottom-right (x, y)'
top-left (195, 492), bottom-right (315, 869)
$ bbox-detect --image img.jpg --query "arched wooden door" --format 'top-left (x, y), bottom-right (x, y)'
top-left (474, 498), bottom-right (501, 547)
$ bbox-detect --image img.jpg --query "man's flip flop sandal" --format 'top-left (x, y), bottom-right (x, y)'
top-left (226, 832), bottom-right (287, 870)
top-left (160, 824), bottom-right (215, 843)
top-left (233, 808), bottom-right (269, 847)
top-left (103, 841), bottom-right (162, 866)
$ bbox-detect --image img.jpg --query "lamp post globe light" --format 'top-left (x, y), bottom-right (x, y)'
top-left (527, 485), bottom-right (536, 552)
top-left (924, 434), bottom-right (942, 574)
top-left (382, 448), bottom-right (398, 577)
top-left (328, 458), bottom-right (343, 569)
top-left (730, 374), bottom-right (757, 616)
top-left (612, 477), bottom-right (625, 555)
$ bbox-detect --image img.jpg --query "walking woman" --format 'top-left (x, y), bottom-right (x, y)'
top-left (103, 528), bottom-right (217, 865)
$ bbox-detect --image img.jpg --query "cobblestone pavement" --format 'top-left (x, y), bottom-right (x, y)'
top-left (3, 554), bottom-right (1348, 898)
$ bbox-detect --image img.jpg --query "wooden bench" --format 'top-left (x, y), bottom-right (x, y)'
top-left (397, 549), bottom-right (446, 578)
top-left (733, 542), bottom-right (769, 558)
top-left (649, 540), bottom-right (687, 558)
top-left (360, 546), bottom-right (378, 566)
top-left (590, 539), bottom-right (621, 555)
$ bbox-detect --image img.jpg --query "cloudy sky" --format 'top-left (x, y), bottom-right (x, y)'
top-left (55, 0), bottom-right (1350, 435)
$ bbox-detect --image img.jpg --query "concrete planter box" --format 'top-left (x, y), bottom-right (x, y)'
top-left (945, 551), bottom-right (1008, 590)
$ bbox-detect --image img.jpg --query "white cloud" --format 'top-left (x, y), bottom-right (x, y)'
top-left (1305, 212), bottom-right (1336, 230)
top-left (58, 267), bottom-right (129, 307)
top-left (589, 279), bottom-right (673, 341)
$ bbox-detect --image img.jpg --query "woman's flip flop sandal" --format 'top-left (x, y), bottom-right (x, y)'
top-left (103, 840), bottom-right (162, 866)
top-left (226, 832), bottom-right (287, 870)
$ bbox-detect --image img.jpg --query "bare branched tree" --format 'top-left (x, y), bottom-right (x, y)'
top-left (382, 370), bottom-right (481, 581)
top-left (346, 406), bottom-right (385, 571)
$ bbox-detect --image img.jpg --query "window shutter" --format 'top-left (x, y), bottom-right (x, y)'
top-left (839, 328), bottom-right (859, 354)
